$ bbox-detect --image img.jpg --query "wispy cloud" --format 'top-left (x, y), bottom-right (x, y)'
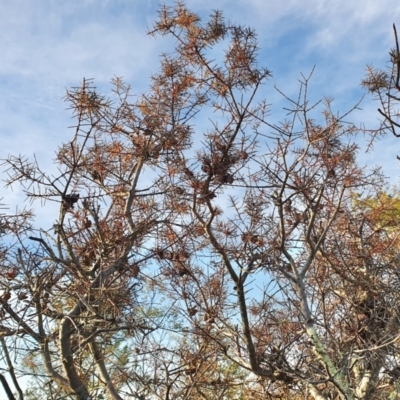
top-left (1, 0), bottom-right (399, 208)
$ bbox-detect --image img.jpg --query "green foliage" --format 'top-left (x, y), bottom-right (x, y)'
top-left (3, 5), bottom-right (400, 400)
top-left (353, 187), bottom-right (400, 231)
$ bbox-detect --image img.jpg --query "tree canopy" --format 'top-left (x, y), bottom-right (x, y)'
top-left (1, 3), bottom-right (400, 400)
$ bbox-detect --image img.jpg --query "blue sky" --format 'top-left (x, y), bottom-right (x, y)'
top-left (1, 0), bottom-right (400, 214)
top-left (0, 0), bottom-right (398, 273)
top-left (0, 0), bottom-right (400, 396)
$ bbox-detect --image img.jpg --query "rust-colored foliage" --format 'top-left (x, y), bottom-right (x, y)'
top-left (1, 4), bottom-right (399, 400)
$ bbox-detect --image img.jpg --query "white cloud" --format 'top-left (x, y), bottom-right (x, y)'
top-left (0, 1), bottom-right (398, 215)
top-left (2, 1), bottom-right (400, 396)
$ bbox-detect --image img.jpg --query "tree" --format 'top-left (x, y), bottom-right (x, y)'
top-left (362, 24), bottom-right (400, 153)
top-left (1, 3), bottom-right (399, 399)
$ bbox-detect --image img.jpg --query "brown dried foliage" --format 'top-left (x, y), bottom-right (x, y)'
top-left (0, 4), bottom-right (399, 400)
